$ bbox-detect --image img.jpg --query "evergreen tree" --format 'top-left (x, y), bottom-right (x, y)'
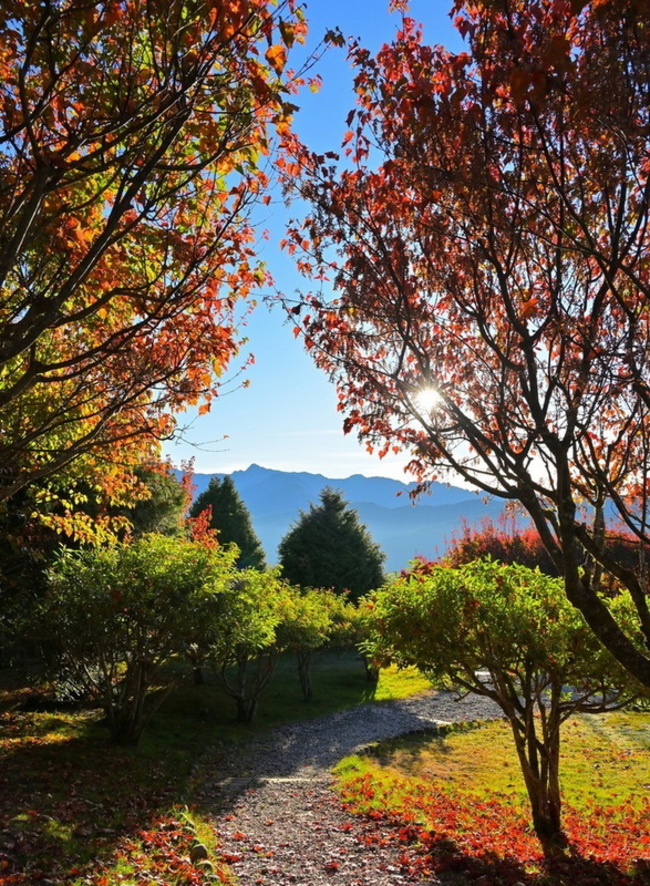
top-left (189, 476), bottom-right (266, 570)
top-left (278, 487), bottom-right (385, 602)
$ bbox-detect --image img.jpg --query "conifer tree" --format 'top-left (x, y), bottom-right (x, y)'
top-left (278, 487), bottom-right (385, 602)
top-left (189, 476), bottom-right (266, 570)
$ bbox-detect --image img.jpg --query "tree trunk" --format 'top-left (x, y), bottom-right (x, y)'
top-left (107, 661), bottom-right (152, 746)
top-left (526, 774), bottom-right (563, 850)
top-left (110, 714), bottom-right (143, 745)
top-left (193, 667), bottom-right (205, 685)
top-left (507, 708), bottom-right (566, 854)
top-left (235, 694), bottom-right (258, 723)
top-left (109, 692), bottom-right (145, 745)
top-left (215, 653), bottom-right (277, 724)
top-left (361, 654), bottom-right (379, 684)
top-left (297, 650), bottom-right (313, 701)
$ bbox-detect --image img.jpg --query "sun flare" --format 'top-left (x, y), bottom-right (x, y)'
top-left (414, 386), bottom-right (441, 413)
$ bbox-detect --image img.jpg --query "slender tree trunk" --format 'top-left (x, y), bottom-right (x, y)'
top-left (235, 694), bottom-right (258, 723)
top-left (361, 654), bottom-right (379, 684)
top-left (110, 716), bottom-right (142, 745)
top-left (110, 661), bottom-right (148, 745)
top-left (296, 650), bottom-right (313, 701)
top-left (507, 709), bottom-right (565, 853)
top-left (217, 653), bottom-right (277, 723)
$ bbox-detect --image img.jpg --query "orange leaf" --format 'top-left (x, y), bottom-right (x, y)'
top-left (265, 44), bottom-right (287, 75)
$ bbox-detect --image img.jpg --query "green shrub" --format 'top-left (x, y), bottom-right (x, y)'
top-left (365, 558), bottom-right (641, 850)
top-left (42, 535), bottom-right (238, 744)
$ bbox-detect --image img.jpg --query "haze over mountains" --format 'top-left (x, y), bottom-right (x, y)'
top-left (189, 464), bottom-right (507, 572)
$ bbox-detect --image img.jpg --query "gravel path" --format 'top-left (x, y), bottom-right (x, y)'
top-left (196, 691), bottom-right (501, 886)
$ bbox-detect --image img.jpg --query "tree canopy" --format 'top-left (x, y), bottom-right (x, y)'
top-left (278, 487), bottom-right (385, 602)
top-left (0, 0), bottom-right (310, 506)
top-left (364, 558), bottom-right (640, 849)
top-left (208, 567), bottom-right (285, 721)
top-left (443, 518), bottom-right (559, 576)
top-left (284, 0), bottom-right (650, 687)
top-left (276, 585), bottom-right (352, 700)
top-left (189, 475), bottom-right (266, 570)
top-left (43, 534), bottom-right (239, 743)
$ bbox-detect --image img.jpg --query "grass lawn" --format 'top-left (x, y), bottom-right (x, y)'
top-left (333, 711), bottom-right (650, 885)
top-left (0, 650), bottom-right (430, 885)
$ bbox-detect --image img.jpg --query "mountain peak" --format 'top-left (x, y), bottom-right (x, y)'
top-left (183, 464), bottom-right (505, 572)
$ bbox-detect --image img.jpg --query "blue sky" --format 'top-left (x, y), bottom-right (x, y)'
top-left (162, 2), bottom-right (463, 481)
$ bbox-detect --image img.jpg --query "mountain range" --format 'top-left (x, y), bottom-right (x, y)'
top-left (187, 464), bottom-right (507, 573)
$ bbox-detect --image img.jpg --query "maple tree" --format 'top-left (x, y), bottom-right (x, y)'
top-left (443, 517), bottom-right (559, 575)
top-left (283, 1), bottom-right (650, 687)
top-left (335, 716), bottom-right (650, 883)
top-left (0, 0), bottom-right (311, 506)
top-left (443, 517), bottom-right (649, 591)
top-left (365, 559), bottom-right (639, 850)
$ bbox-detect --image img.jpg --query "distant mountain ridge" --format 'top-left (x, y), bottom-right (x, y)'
top-left (183, 464), bottom-right (506, 573)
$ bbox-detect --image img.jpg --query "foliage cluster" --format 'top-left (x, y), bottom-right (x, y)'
top-left (443, 517), bottom-right (650, 593)
top-left (0, 462), bottom-right (189, 666)
top-left (40, 532), bottom-right (368, 742)
top-left (188, 481), bottom-right (387, 602)
top-left (0, 0), bottom-right (314, 513)
top-left (275, 586), bottom-right (352, 700)
top-left (443, 518), bottom-right (558, 576)
top-left (283, 0), bottom-right (650, 691)
top-left (189, 475), bottom-right (266, 570)
top-left (363, 558), bottom-right (641, 848)
top-left (42, 534), bottom-right (238, 744)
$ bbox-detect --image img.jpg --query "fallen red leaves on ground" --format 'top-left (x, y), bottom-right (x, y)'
top-left (0, 701), bottom-right (217, 886)
top-left (337, 771), bottom-right (650, 885)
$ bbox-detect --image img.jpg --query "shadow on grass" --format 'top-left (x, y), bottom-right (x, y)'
top-left (0, 649), bottom-right (383, 883)
top-left (406, 830), bottom-right (650, 885)
top-left (0, 717), bottom-right (176, 883)
top-left (0, 683), bottom-right (223, 882)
